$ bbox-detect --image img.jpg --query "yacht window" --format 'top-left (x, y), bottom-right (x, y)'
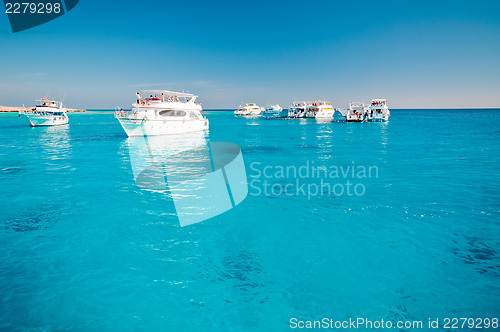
top-left (159, 110), bottom-right (186, 117)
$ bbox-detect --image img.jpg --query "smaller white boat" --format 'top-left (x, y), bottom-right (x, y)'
top-left (261, 105), bottom-right (283, 117)
top-left (306, 100), bottom-right (335, 118)
top-left (369, 99), bottom-right (390, 122)
top-left (19, 98), bottom-right (68, 127)
top-left (234, 103), bottom-right (264, 115)
top-left (346, 102), bottom-right (369, 122)
top-left (288, 101), bottom-right (310, 118)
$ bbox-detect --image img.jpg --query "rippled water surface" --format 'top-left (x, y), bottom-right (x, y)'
top-left (1, 110), bottom-right (499, 330)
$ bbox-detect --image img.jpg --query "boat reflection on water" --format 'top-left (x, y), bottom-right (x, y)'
top-left (127, 131), bottom-right (210, 190)
top-left (126, 131), bottom-right (248, 226)
top-left (376, 121), bottom-right (389, 149)
top-left (39, 124), bottom-right (72, 164)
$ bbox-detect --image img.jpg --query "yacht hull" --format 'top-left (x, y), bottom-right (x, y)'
top-left (346, 114), bottom-right (364, 122)
top-left (234, 111), bottom-right (262, 116)
top-left (372, 115), bottom-right (389, 122)
top-left (117, 118), bottom-right (209, 137)
top-left (315, 110), bottom-right (335, 118)
top-left (261, 112), bottom-right (279, 118)
top-left (20, 113), bottom-right (68, 127)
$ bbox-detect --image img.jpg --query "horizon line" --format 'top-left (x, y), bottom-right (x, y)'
top-left (83, 107), bottom-right (500, 111)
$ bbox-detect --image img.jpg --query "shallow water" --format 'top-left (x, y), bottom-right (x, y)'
top-left (1, 110), bottom-right (499, 330)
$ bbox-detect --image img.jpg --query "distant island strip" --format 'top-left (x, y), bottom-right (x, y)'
top-left (0, 106), bottom-right (86, 113)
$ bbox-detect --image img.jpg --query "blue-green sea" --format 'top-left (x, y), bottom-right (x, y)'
top-left (1, 109), bottom-right (499, 331)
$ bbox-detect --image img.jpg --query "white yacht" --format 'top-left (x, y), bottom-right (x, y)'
top-left (19, 99), bottom-right (68, 127)
top-left (116, 90), bottom-right (208, 137)
top-left (234, 103), bottom-right (264, 115)
top-left (369, 99), bottom-right (390, 122)
top-left (306, 101), bottom-right (335, 118)
top-left (288, 101), bottom-right (310, 118)
top-left (261, 105), bottom-right (283, 117)
top-left (346, 102), bottom-right (369, 122)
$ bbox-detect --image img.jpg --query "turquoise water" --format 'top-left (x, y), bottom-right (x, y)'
top-left (1, 110), bottom-right (499, 330)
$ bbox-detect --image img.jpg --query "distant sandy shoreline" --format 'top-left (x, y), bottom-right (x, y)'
top-left (0, 106), bottom-right (86, 113)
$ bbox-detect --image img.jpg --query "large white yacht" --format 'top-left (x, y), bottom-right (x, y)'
top-left (116, 90), bottom-right (208, 137)
top-left (234, 103), bottom-right (264, 115)
top-left (19, 98), bottom-right (68, 127)
top-left (346, 102), bottom-right (369, 122)
top-left (369, 99), bottom-right (390, 122)
top-left (305, 100), bottom-right (335, 118)
top-left (288, 101), bottom-right (310, 118)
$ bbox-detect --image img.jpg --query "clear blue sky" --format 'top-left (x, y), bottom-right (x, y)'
top-left (1, 0), bottom-right (499, 109)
